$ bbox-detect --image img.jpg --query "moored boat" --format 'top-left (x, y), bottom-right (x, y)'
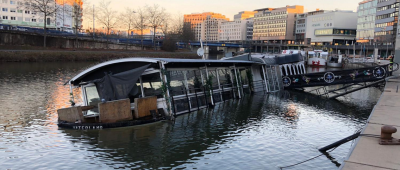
top-left (307, 51), bottom-right (327, 67)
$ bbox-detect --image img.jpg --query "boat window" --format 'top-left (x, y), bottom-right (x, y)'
top-left (141, 72), bottom-right (163, 98)
top-left (85, 86), bottom-right (100, 106)
top-left (84, 85), bottom-right (100, 115)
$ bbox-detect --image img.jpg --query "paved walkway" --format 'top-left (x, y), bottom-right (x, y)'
top-left (341, 70), bottom-right (400, 170)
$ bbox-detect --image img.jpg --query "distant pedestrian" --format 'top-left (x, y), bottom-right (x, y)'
top-left (388, 55), bottom-right (394, 76)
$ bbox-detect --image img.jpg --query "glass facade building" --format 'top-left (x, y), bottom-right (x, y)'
top-left (374, 0), bottom-right (398, 45)
top-left (356, 0), bottom-right (377, 42)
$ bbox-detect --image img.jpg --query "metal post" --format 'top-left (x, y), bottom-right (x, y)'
top-left (183, 71), bottom-right (191, 109)
top-left (184, 87), bottom-right (191, 113)
top-left (205, 64), bottom-right (214, 105)
top-left (203, 86), bottom-right (208, 106)
top-left (229, 70), bottom-right (236, 99)
top-left (139, 76), bottom-right (145, 97)
top-left (194, 88), bottom-right (200, 110)
top-left (261, 65), bottom-right (268, 92)
top-left (265, 65), bottom-right (270, 92)
top-left (216, 69), bottom-right (222, 102)
top-left (233, 64), bottom-right (241, 98)
top-left (69, 82), bottom-right (74, 104)
top-left (221, 84), bottom-right (225, 101)
top-left (159, 62), bottom-right (173, 117)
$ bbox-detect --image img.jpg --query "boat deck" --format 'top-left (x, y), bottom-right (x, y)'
top-left (340, 73), bottom-right (400, 170)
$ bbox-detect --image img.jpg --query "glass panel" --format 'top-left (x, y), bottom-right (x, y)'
top-left (141, 72), bottom-right (163, 98)
top-left (167, 70), bottom-right (186, 96)
top-left (173, 98), bottom-right (189, 113)
top-left (218, 69), bottom-right (232, 88)
top-left (240, 69), bottom-right (249, 85)
top-left (85, 86), bottom-right (100, 106)
top-left (207, 70), bottom-right (219, 90)
top-left (186, 70), bottom-right (203, 93)
top-left (85, 86), bottom-right (100, 115)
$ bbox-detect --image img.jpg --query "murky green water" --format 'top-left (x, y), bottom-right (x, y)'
top-left (0, 62), bottom-right (382, 169)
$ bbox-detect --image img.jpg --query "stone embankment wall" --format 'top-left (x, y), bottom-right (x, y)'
top-left (0, 31), bottom-right (143, 50)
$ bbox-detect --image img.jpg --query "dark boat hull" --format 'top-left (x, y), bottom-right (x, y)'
top-left (58, 118), bottom-right (167, 130)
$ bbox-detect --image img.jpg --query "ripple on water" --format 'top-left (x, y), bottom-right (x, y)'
top-left (0, 62), bottom-right (380, 169)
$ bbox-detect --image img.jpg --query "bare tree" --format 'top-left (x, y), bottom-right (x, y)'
top-left (72, 0), bottom-right (84, 48)
top-left (181, 22), bottom-right (195, 46)
top-left (146, 4), bottom-right (168, 50)
top-left (23, 0), bottom-right (61, 47)
top-left (119, 8), bottom-right (136, 50)
top-left (81, 1), bottom-right (94, 36)
top-left (132, 7), bottom-right (147, 50)
top-left (159, 13), bottom-right (171, 38)
top-left (170, 13), bottom-right (184, 35)
top-left (96, 0), bottom-right (118, 47)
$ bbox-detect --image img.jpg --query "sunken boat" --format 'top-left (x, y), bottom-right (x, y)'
top-left (57, 58), bottom-right (285, 130)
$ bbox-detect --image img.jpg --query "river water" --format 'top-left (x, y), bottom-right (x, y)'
top-left (0, 62), bottom-right (382, 170)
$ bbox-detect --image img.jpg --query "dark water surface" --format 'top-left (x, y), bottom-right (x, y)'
top-left (0, 62), bottom-right (382, 169)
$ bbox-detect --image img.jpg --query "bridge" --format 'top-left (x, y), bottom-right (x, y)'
top-left (282, 63), bottom-right (398, 99)
top-left (189, 42), bottom-right (247, 48)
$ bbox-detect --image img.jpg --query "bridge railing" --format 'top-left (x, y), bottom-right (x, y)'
top-left (282, 64), bottom-right (390, 88)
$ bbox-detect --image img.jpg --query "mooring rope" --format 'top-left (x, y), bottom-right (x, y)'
top-left (279, 128), bottom-right (382, 169)
top-left (278, 146), bottom-right (338, 169)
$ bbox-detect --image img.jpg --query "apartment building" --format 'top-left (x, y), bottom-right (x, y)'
top-left (220, 11), bottom-right (255, 42)
top-left (184, 12), bottom-right (229, 41)
top-left (356, 0), bottom-right (377, 43)
top-left (200, 16), bottom-right (226, 42)
top-left (0, 0), bottom-right (82, 32)
top-left (253, 5), bottom-right (304, 44)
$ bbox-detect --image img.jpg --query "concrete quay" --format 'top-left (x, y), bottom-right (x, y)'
top-left (340, 71), bottom-right (400, 170)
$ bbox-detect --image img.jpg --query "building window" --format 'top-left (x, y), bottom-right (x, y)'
top-left (3, 16), bottom-right (8, 20)
top-left (10, 0), bottom-right (15, 4)
top-left (17, 17), bottom-right (22, 21)
top-left (25, 10), bottom-right (30, 14)
top-left (2, 0), bottom-right (7, 3)
top-left (10, 16), bottom-right (15, 20)
top-left (32, 19), bottom-right (36, 22)
top-left (2, 8), bottom-right (8, 12)
top-left (17, 9), bottom-right (22, 13)
top-left (25, 18), bottom-right (30, 22)
top-left (10, 8), bottom-right (15, 12)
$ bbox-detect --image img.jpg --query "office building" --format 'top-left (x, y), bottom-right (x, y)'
top-left (184, 12), bottom-right (229, 41)
top-left (295, 9), bottom-right (326, 45)
top-left (253, 5), bottom-right (304, 44)
top-left (220, 11), bottom-right (255, 42)
top-left (356, 0), bottom-right (377, 43)
top-left (305, 10), bottom-right (357, 45)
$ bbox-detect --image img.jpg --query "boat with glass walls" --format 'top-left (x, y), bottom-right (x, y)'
top-left (57, 58), bottom-right (278, 130)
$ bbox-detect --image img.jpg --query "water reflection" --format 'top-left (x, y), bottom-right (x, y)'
top-left (0, 62), bottom-right (380, 169)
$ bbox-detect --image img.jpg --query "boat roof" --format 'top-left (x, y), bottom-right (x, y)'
top-left (68, 57), bottom-right (261, 85)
